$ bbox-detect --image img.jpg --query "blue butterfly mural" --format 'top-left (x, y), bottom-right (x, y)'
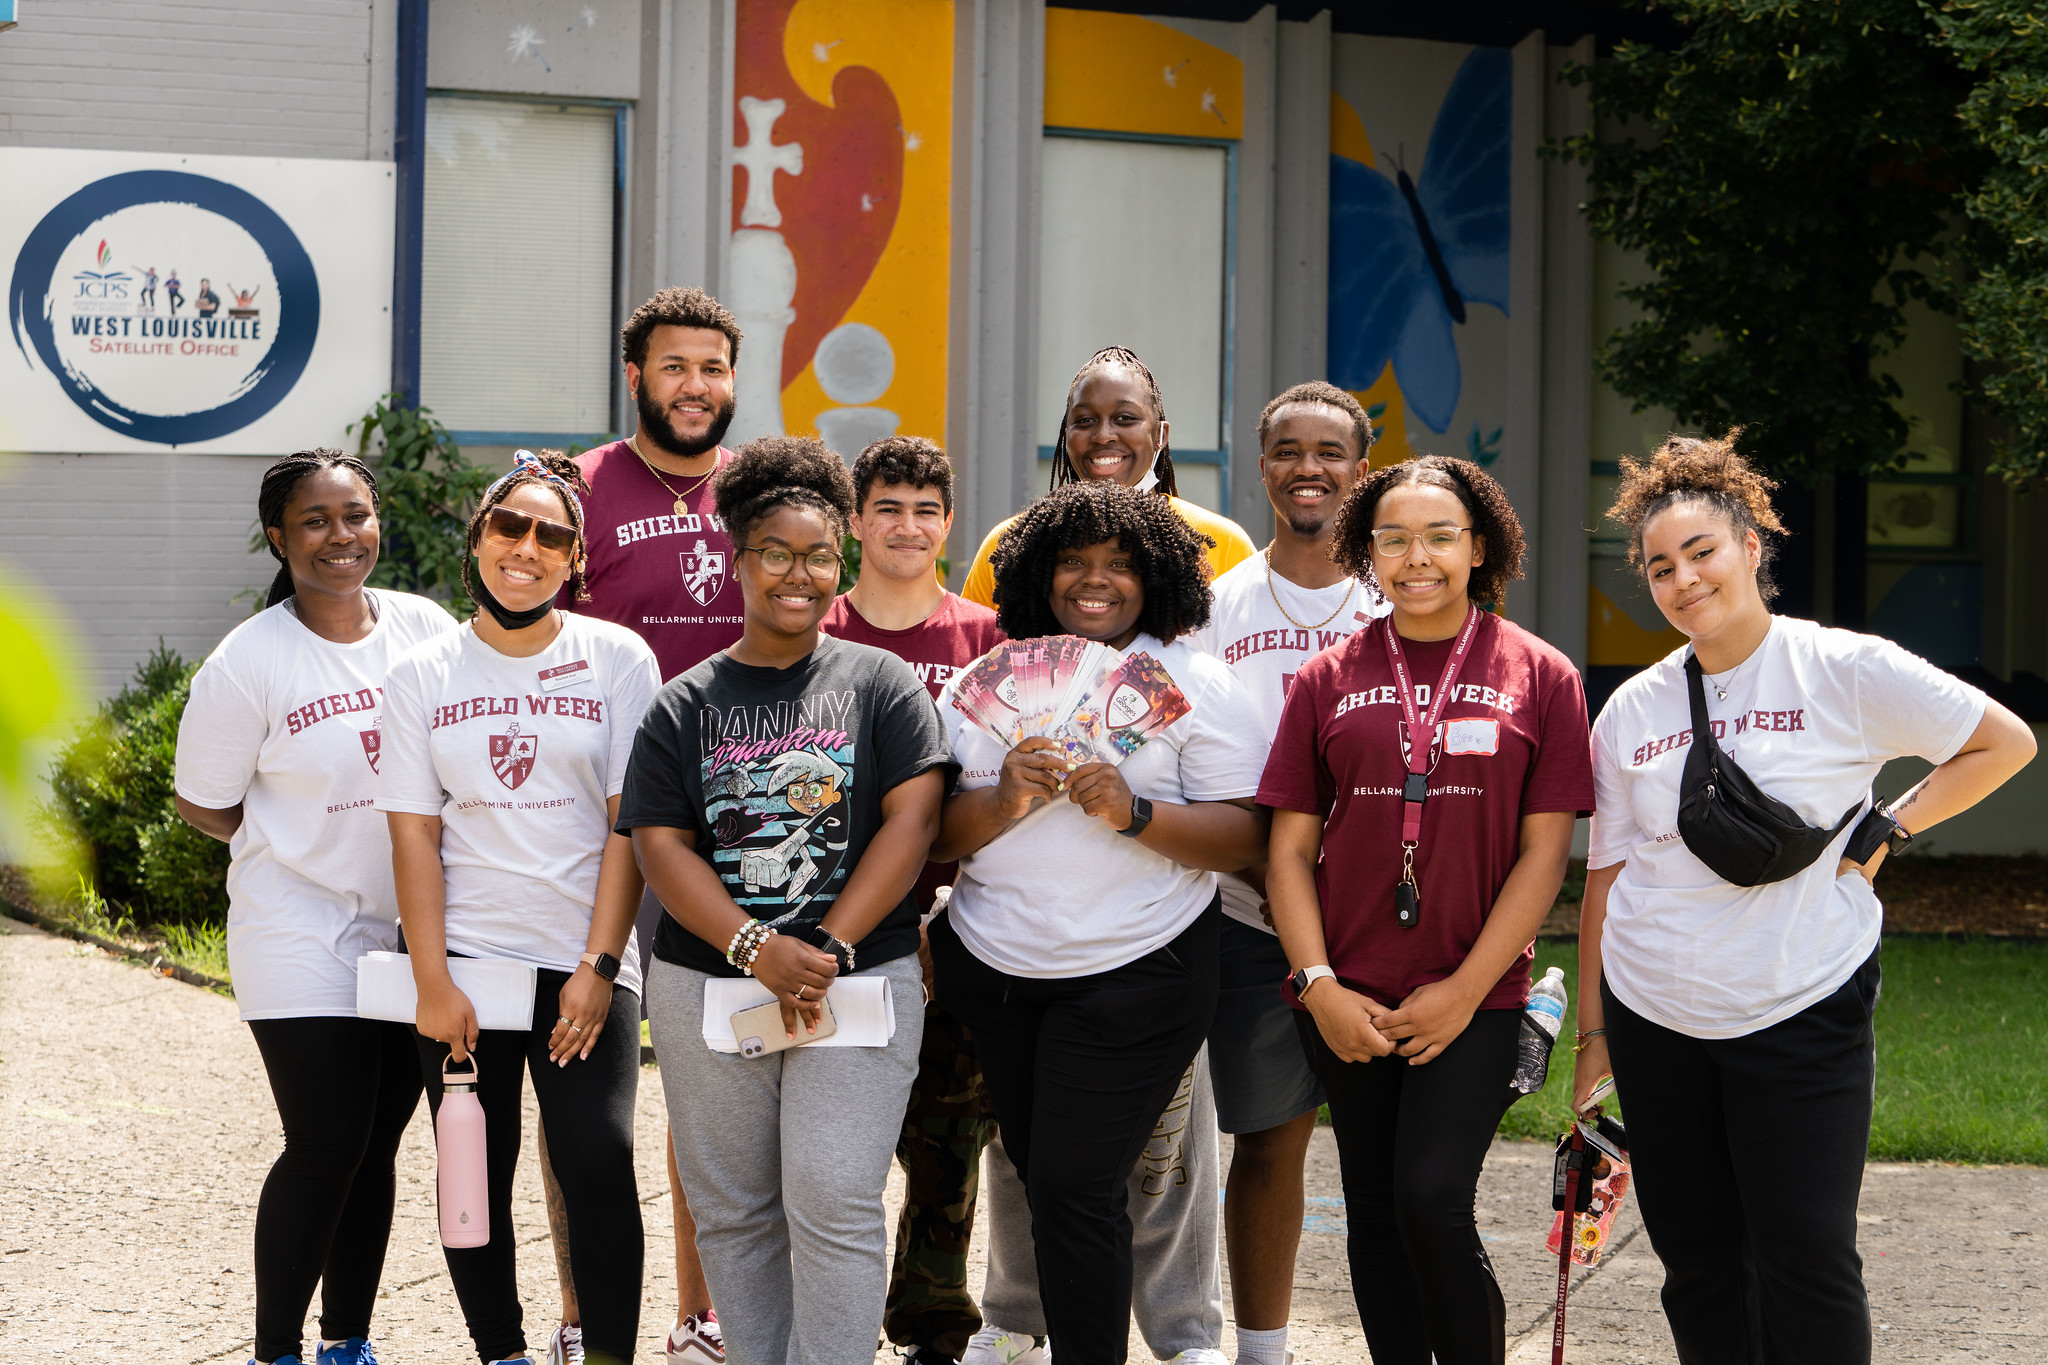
top-left (1329, 46), bottom-right (1511, 435)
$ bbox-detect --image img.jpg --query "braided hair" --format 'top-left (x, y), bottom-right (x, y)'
top-left (461, 448), bottom-right (592, 607)
top-left (714, 436), bottom-right (857, 545)
top-left (989, 480), bottom-right (1213, 643)
top-left (258, 449), bottom-right (379, 608)
top-left (1328, 455), bottom-right (1526, 608)
top-left (1048, 346), bottom-right (1178, 499)
top-left (1607, 428), bottom-right (1786, 602)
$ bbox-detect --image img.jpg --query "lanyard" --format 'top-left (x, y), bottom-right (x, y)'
top-left (1379, 604), bottom-right (1483, 926)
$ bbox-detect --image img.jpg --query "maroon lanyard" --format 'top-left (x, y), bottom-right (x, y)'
top-left (1379, 604), bottom-right (1483, 927)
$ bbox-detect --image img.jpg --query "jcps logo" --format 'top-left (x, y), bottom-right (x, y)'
top-left (7, 170), bottom-right (320, 445)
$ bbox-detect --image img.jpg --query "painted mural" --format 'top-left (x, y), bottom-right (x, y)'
top-left (726, 0), bottom-right (951, 455)
top-left (1329, 38), bottom-right (1512, 473)
top-left (1043, 9), bottom-right (1243, 140)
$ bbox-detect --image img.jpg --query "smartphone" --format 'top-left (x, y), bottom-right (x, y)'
top-left (732, 996), bottom-right (838, 1058)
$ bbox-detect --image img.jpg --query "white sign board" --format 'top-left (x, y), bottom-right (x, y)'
top-left (2, 148), bottom-right (394, 454)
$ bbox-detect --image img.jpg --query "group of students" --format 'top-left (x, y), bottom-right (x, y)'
top-left (173, 286), bottom-right (2036, 1365)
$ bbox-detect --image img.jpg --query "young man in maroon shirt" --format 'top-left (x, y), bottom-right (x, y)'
top-left (821, 437), bottom-right (1002, 1365)
top-left (547, 286), bottom-right (743, 1365)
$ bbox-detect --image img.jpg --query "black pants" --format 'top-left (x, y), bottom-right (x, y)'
top-left (931, 898), bottom-right (1220, 1365)
top-left (416, 969), bottom-right (643, 1364)
top-left (247, 1016), bottom-right (421, 1363)
top-left (1603, 947), bottom-right (1880, 1365)
top-left (1295, 1005), bottom-right (1521, 1365)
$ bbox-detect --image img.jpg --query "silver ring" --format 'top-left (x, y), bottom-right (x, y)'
top-left (796, 985), bottom-right (810, 1000)
top-left (557, 1015), bottom-right (571, 1025)
top-left (569, 1024), bottom-right (583, 1033)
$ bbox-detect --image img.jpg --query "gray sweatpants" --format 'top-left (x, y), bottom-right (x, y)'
top-left (647, 954), bottom-right (925, 1365)
top-left (981, 1048), bottom-right (1225, 1358)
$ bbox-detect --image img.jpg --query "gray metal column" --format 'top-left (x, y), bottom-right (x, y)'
top-left (1539, 35), bottom-right (1595, 667)
top-left (648, 0), bottom-right (734, 301)
top-left (1270, 10), bottom-right (1331, 397)
top-left (1227, 4), bottom-right (1277, 540)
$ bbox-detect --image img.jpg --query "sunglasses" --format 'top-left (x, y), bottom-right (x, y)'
top-left (481, 505), bottom-right (578, 563)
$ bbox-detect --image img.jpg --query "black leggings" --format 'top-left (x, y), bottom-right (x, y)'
top-left (416, 969), bottom-right (643, 1365)
top-left (932, 899), bottom-right (1220, 1365)
top-left (1295, 1006), bottom-right (1521, 1365)
top-left (247, 1016), bottom-right (422, 1364)
top-left (1603, 948), bottom-right (1880, 1365)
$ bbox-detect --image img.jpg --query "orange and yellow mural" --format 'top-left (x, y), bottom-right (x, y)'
top-left (1044, 10), bottom-right (1241, 139)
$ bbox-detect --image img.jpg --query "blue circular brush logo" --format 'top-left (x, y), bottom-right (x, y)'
top-left (7, 170), bottom-right (320, 445)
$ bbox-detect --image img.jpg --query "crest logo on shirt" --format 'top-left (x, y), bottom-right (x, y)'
top-left (489, 723), bottom-right (539, 790)
top-left (359, 723), bottom-right (381, 774)
top-left (1396, 719), bottom-right (1445, 773)
top-left (679, 538), bottom-right (726, 606)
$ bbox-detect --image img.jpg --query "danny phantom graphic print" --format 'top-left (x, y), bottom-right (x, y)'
top-left (700, 690), bottom-right (857, 922)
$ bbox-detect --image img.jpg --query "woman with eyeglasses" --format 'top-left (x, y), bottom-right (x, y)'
top-left (174, 450), bottom-right (456, 1365)
top-left (621, 437), bottom-right (955, 1365)
top-left (376, 449), bottom-right (660, 1365)
top-left (1262, 455), bottom-right (1594, 1365)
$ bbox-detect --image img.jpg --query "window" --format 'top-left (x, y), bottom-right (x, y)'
top-left (420, 96), bottom-right (618, 444)
top-left (1036, 134), bottom-right (1230, 510)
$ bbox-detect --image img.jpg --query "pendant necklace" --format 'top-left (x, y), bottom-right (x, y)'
top-left (1264, 546), bottom-right (1355, 631)
top-left (635, 438), bottom-right (718, 517)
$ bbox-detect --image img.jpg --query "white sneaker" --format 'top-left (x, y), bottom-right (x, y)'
top-left (1166, 1352), bottom-right (1230, 1365)
top-left (961, 1325), bottom-right (1051, 1365)
top-left (545, 1320), bottom-right (583, 1365)
top-left (666, 1312), bottom-right (726, 1364)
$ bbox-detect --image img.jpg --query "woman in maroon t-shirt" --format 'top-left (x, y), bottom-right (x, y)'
top-left (1260, 456), bottom-right (1594, 1365)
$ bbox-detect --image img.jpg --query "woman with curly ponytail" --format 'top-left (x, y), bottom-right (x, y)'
top-left (173, 450), bottom-right (458, 1365)
top-left (1577, 432), bottom-right (2036, 1363)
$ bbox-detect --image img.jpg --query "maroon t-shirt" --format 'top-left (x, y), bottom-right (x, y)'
top-left (1258, 611), bottom-right (1594, 1012)
top-left (562, 440), bottom-right (743, 681)
top-left (822, 591), bottom-right (1005, 910)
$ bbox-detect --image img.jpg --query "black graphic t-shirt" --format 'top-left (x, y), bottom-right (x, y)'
top-left (618, 635), bottom-right (957, 976)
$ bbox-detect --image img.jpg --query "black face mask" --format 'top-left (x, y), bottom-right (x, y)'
top-left (472, 573), bottom-right (556, 632)
top-left (1677, 653), bottom-right (1861, 887)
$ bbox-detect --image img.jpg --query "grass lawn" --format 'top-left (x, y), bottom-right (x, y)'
top-left (1492, 937), bottom-right (2048, 1165)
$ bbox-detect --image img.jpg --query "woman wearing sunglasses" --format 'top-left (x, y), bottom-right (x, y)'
top-left (377, 449), bottom-right (660, 1365)
top-left (1262, 455), bottom-right (1593, 1365)
top-left (621, 437), bottom-right (954, 1365)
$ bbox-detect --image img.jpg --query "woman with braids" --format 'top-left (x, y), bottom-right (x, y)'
top-left (1261, 455), bottom-right (1592, 1365)
top-left (377, 449), bottom-right (659, 1365)
top-left (928, 480), bottom-right (1269, 1365)
top-left (173, 450), bottom-right (455, 1365)
top-left (1575, 434), bottom-right (2034, 1363)
top-left (960, 345), bottom-right (1255, 609)
top-left (621, 437), bottom-right (954, 1365)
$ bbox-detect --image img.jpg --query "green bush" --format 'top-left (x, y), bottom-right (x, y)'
top-left (38, 643), bottom-right (228, 929)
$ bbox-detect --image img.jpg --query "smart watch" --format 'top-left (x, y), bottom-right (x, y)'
top-left (579, 951), bottom-right (621, 983)
top-left (1290, 964), bottom-right (1336, 999)
top-left (1119, 795), bottom-right (1155, 839)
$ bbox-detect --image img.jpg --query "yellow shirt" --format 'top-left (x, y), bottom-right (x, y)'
top-left (961, 494), bottom-right (1257, 609)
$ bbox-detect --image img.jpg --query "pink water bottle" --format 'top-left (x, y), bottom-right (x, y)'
top-left (436, 1056), bottom-right (489, 1248)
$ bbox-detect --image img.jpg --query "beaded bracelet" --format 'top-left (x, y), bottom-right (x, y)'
top-left (726, 919), bottom-right (770, 970)
top-left (739, 929), bottom-right (774, 976)
top-left (1573, 1028), bottom-right (1607, 1053)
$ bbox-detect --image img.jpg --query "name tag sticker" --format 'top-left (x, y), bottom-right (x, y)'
top-left (538, 659), bottom-right (594, 693)
top-left (1445, 717), bottom-right (1500, 755)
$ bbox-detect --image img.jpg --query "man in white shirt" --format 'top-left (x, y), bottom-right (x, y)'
top-left (1186, 381), bottom-right (1387, 1365)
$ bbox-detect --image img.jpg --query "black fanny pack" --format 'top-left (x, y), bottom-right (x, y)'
top-left (1677, 653), bottom-right (1862, 887)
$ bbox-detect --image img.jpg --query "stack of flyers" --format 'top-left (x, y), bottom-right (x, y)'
top-left (949, 635), bottom-right (1194, 766)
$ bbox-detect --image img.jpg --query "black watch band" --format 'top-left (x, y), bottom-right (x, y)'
top-left (1120, 795), bottom-right (1154, 839)
top-left (1845, 805), bottom-right (1910, 865)
top-left (807, 926), bottom-right (855, 975)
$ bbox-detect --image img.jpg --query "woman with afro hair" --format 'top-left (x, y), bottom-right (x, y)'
top-left (377, 449), bottom-right (662, 1365)
top-left (927, 479), bottom-right (1271, 1365)
top-left (619, 436), bottom-right (956, 1365)
top-left (1575, 433), bottom-right (2034, 1363)
top-left (1260, 454), bottom-right (1593, 1365)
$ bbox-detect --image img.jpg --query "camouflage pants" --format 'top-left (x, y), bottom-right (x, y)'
top-left (885, 1004), bottom-right (999, 1358)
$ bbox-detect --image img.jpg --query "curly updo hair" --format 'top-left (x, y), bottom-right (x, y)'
top-left (989, 480), bottom-right (1214, 643)
top-left (258, 449), bottom-right (379, 608)
top-left (1329, 455), bottom-right (1526, 607)
top-left (1606, 429), bottom-right (1785, 602)
top-left (714, 436), bottom-right (857, 546)
top-left (463, 448), bottom-right (591, 605)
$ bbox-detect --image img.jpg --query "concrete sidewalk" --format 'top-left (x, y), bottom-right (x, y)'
top-left (1, 915), bottom-right (2041, 1363)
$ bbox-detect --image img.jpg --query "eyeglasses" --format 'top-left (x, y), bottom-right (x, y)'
top-left (739, 544), bottom-right (844, 577)
top-left (481, 505), bottom-right (578, 563)
top-left (1370, 526), bottom-right (1472, 559)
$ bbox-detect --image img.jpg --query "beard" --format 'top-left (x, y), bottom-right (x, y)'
top-left (636, 385), bottom-right (736, 459)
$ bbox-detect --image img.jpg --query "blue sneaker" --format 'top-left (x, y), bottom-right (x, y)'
top-left (317, 1342), bottom-right (381, 1365)
top-left (250, 1357), bottom-right (306, 1365)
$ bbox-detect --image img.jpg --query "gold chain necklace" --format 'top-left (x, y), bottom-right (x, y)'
top-left (1264, 546), bottom-right (1355, 630)
top-left (634, 437), bottom-right (718, 517)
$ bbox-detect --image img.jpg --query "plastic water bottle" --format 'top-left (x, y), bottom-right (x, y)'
top-left (1511, 967), bottom-right (1569, 1095)
top-left (436, 1056), bottom-right (489, 1248)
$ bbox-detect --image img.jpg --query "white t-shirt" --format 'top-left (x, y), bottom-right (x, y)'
top-left (376, 613), bottom-right (660, 996)
top-left (941, 634), bottom-right (1270, 977)
top-left (174, 590), bottom-right (458, 1021)
top-left (1185, 553), bottom-right (1389, 932)
top-left (1589, 616), bottom-right (1985, 1038)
